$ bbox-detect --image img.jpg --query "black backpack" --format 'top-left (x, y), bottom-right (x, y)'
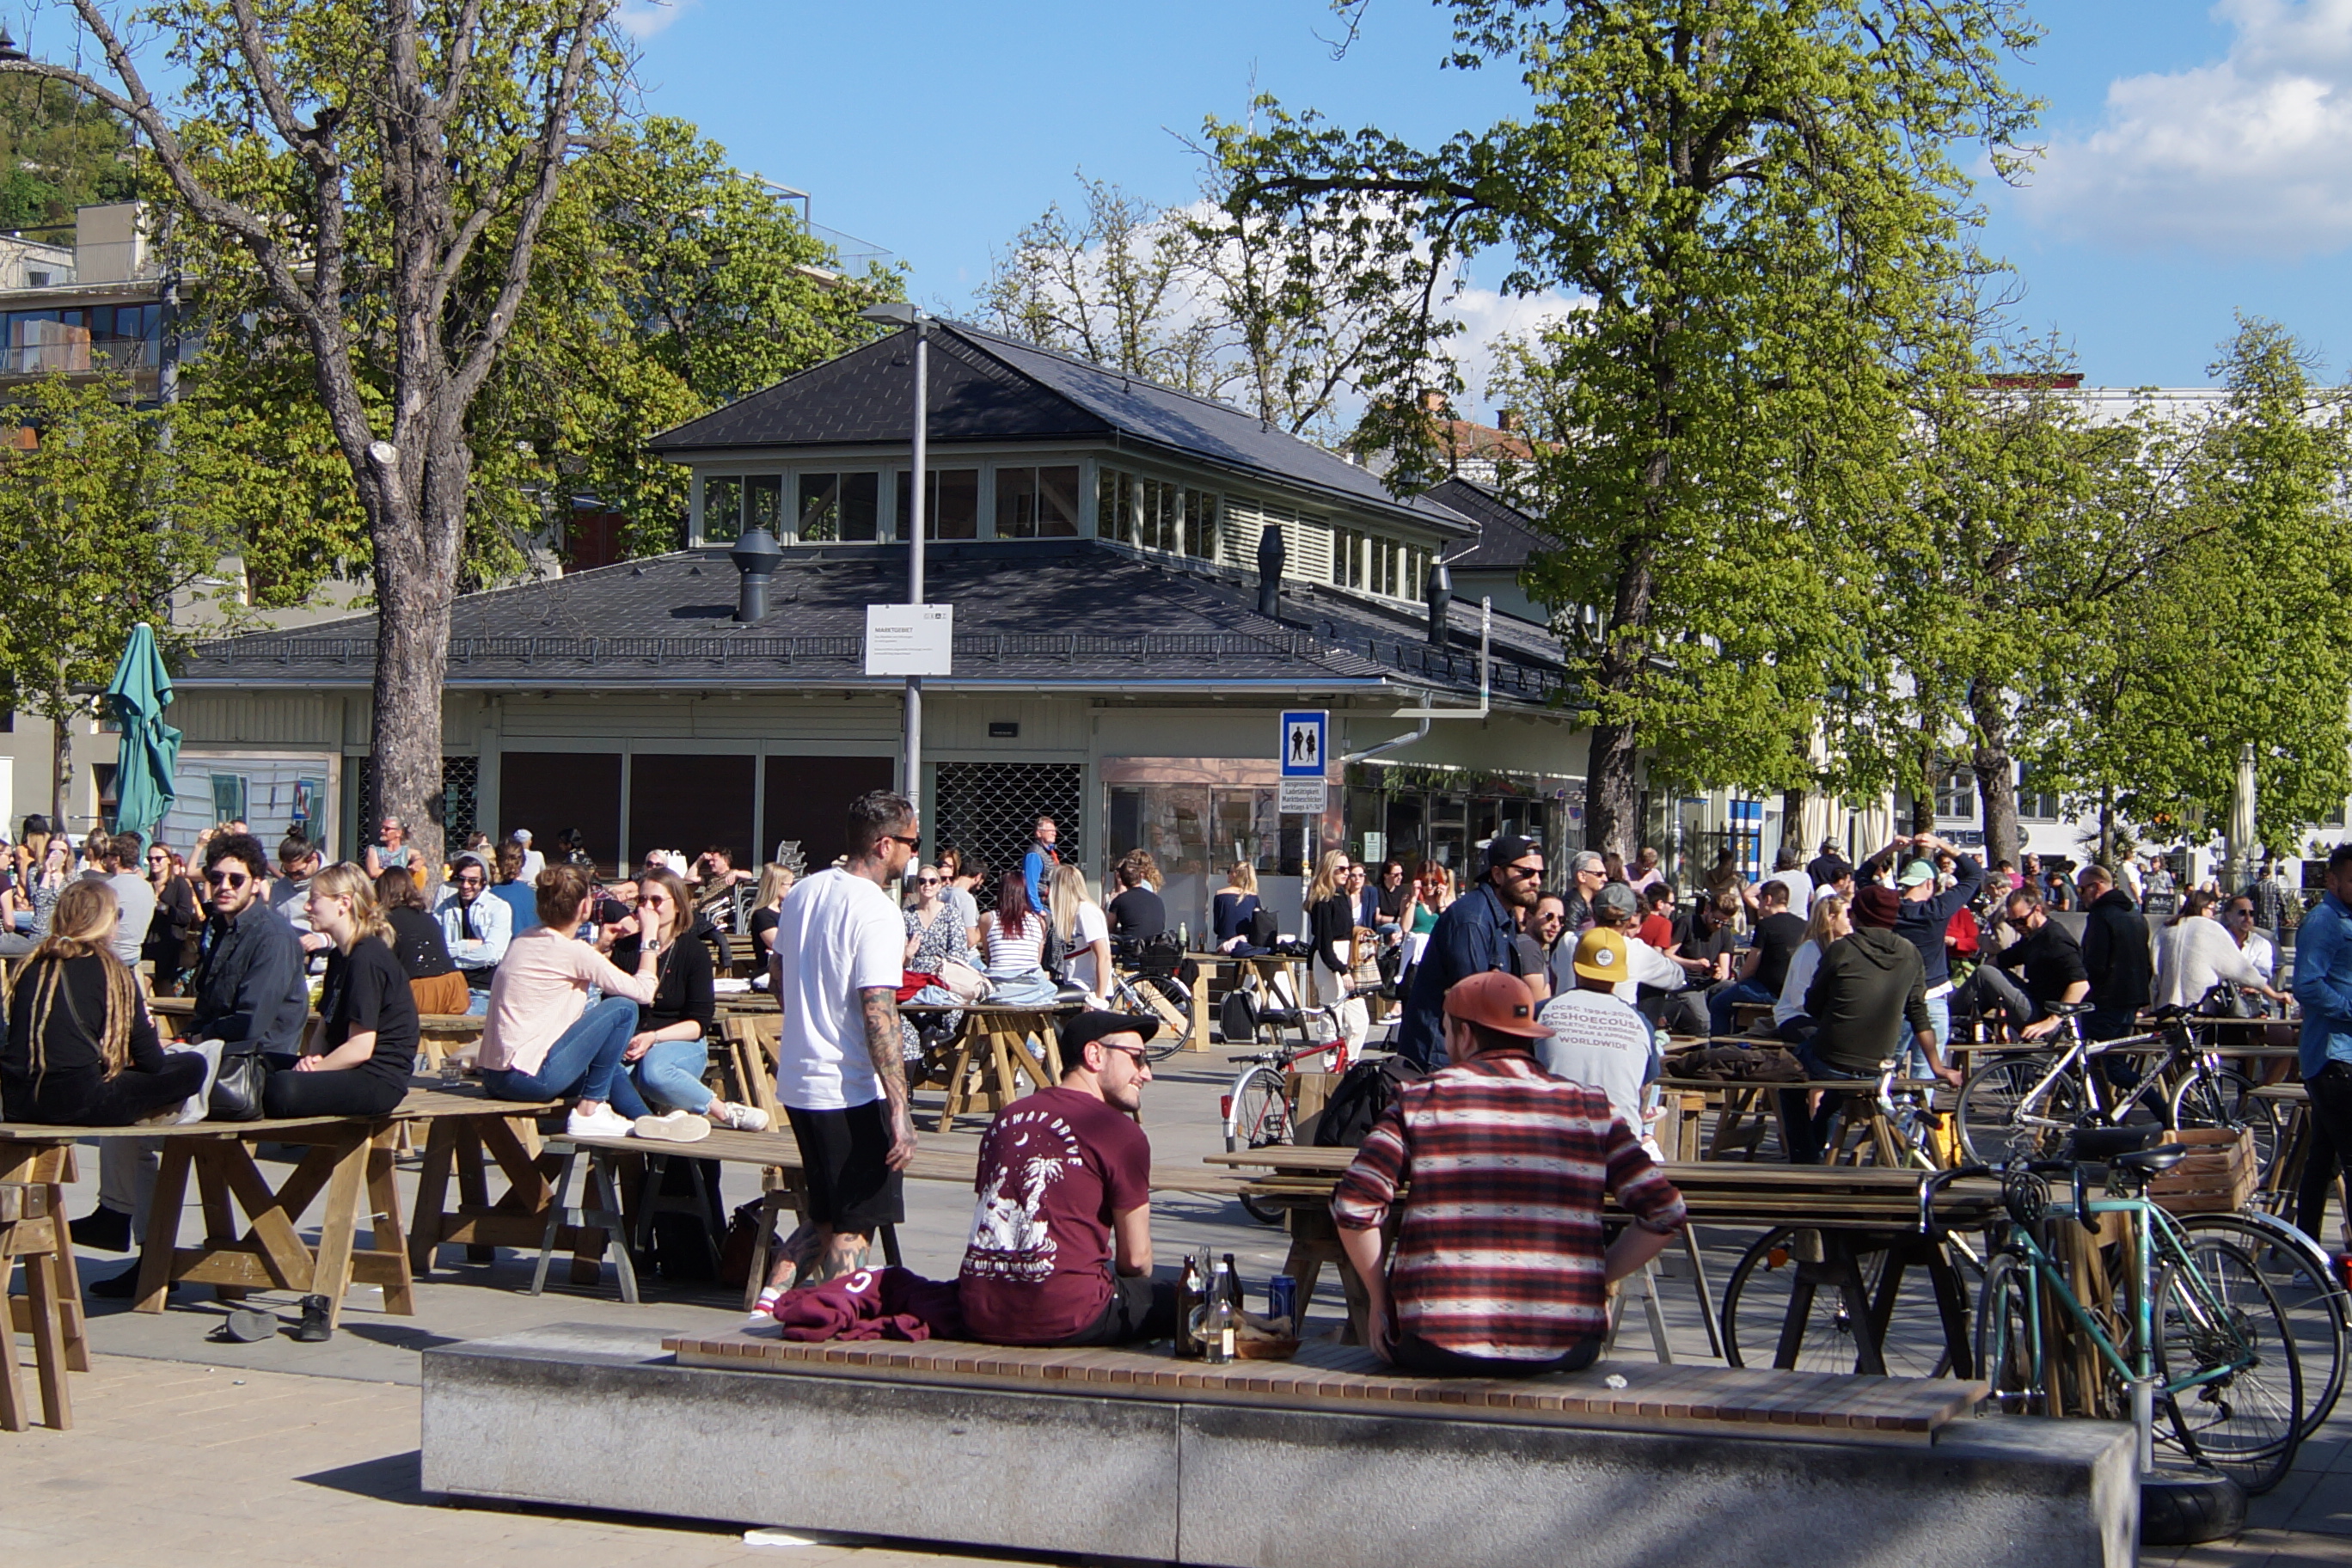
top-left (1312, 1056), bottom-right (1426, 1148)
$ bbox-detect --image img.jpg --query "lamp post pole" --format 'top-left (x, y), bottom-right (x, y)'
top-left (906, 317), bottom-right (928, 833)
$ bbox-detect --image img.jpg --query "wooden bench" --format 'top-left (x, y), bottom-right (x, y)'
top-left (1, 1181), bottom-right (73, 1430)
top-left (420, 1322), bottom-right (2135, 1568)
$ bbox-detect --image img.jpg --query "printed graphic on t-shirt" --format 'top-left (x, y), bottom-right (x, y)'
top-left (963, 1105), bottom-right (1085, 1283)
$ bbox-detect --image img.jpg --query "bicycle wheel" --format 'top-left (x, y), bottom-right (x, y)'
top-left (2157, 1235), bottom-right (2303, 1495)
top-left (1974, 1250), bottom-right (2045, 1416)
top-left (2178, 1210), bottom-right (2349, 1441)
top-left (1957, 1055), bottom-right (2083, 1166)
top-left (1225, 1066), bottom-right (1292, 1226)
top-left (1721, 1228), bottom-right (1968, 1378)
top-left (2168, 1069), bottom-right (2284, 1183)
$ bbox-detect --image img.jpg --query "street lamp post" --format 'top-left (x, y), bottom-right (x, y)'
top-left (861, 303), bottom-right (929, 842)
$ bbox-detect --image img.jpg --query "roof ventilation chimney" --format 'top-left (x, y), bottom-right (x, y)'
top-left (731, 524), bottom-right (782, 623)
top-left (1426, 560), bottom-right (1452, 646)
top-left (1256, 522), bottom-right (1285, 619)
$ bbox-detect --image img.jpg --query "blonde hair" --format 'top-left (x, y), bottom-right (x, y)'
top-left (1307, 849), bottom-right (1350, 905)
top-left (1227, 861), bottom-right (1258, 894)
top-left (312, 861), bottom-right (395, 954)
top-left (755, 863), bottom-right (794, 908)
top-left (1805, 893), bottom-right (1849, 949)
top-left (22, 879), bottom-right (138, 1085)
top-left (1050, 862), bottom-right (1093, 945)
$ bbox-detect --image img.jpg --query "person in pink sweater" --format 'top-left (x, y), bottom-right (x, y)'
top-left (477, 862), bottom-right (659, 1138)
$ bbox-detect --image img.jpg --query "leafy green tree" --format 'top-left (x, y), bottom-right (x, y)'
top-left (2038, 320), bottom-right (2352, 867)
top-left (0, 73), bottom-right (139, 230)
top-left (1210, 0), bottom-right (2039, 854)
top-left (4, 0), bottom-right (630, 879)
top-left (0, 374), bottom-right (232, 816)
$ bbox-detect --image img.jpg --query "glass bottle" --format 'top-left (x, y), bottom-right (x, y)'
top-left (1175, 1253), bottom-right (1204, 1357)
top-left (1201, 1259), bottom-right (1238, 1364)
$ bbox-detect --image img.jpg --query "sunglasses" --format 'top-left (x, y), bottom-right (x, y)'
top-left (1499, 862), bottom-right (1544, 879)
top-left (916, 876), bottom-right (940, 885)
top-left (204, 870), bottom-right (249, 889)
top-left (885, 834), bottom-right (921, 850)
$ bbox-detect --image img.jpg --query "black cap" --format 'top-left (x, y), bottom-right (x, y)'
top-left (1485, 835), bottom-right (1540, 875)
top-left (1057, 1008), bottom-right (1161, 1063)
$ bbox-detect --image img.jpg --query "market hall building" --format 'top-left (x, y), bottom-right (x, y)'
top-left (166, 322), bottom-right (1592, 927)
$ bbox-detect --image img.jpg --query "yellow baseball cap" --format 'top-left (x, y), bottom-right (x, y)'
top-left (1573, 926), bottom-right (1629, 983)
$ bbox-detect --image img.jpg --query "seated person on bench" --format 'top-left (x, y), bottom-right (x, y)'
top-left (259, 862), bottom-right (417, 1119)
top-left (1779, 885), bottom-right (1959, 1164)
top-left (1, 879), bottom-right (207, 1126)
top-left (1334, 972), bottom-right (1687, 1376)
top-left (958, 1009), bottom-right (1176, 1347)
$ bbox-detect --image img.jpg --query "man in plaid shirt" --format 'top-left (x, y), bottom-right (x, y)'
top-left (1333, 971), bottom-right (1687, 1375)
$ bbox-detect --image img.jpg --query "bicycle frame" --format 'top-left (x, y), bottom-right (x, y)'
top-left (1989, 1186), bottom-right (2259, 1470)
top-left (1998, 1026), bottom-right (2174, 1139)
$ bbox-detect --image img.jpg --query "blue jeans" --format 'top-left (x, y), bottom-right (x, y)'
top-left (1707, 979), bottom-right (1778, 1037)
top-left (1914, 993), bottom-right (1951, 1080)
top-left (483, 995), bottom-right (647, 1117)
top-left (464, 988), bottom-right (490, 1018)
top-left (632, 1036), bottom-right (714, 1114)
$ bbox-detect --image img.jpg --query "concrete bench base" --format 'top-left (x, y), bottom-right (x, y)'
top-left (420, 1325), bottom-right (2135, 1568)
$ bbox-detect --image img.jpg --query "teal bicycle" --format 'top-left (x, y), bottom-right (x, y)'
top-left (1922, 1125), bottom-right (2304, 1495)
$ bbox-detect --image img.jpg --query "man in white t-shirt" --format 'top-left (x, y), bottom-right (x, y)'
top-left (756, 788), bottom-right (922, 1314)
top-left (1537, 928), bottom-right (1663, 1154)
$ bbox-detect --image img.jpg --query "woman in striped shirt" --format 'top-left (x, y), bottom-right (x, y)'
top-left (981, 870), bottom-right (1049, 978)
top-left (1333, 970), bottom-right (1687, 1375)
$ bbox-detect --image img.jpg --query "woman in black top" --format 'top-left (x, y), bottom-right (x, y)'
top-left (2, 879), bottom-right (205, 1124)
top-left (611, 867), bottom-right (767, 1134)
top-left (1304, 850), bottom-right (1369, 1064)
top-left (262, 863), bottom-right (417, 1118)
top-left (375, 866), bottom-right (468, 1015)
top-left (143, 842), bottom-right (201, 996)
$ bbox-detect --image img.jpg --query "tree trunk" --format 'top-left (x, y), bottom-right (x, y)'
top-left (2098, 788), bottom-right (2115, 868)
top-left (1780, 785), bottom-right (1806, 859)
top-left (366, 436), bottom-right (467, 892)
top-left (1583, 718), bottom-right (1641, 859)
top-left (51, 707), bottom-right (70, 826)
top-left (1969, 682), bottom-right (2018, 869)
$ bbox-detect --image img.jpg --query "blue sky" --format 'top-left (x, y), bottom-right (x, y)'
top-left (628, 0), bottom-right (2352, 392)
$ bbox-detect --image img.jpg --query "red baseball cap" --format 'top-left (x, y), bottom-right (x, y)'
top-left (1442, 971), bottom-right (1552, 1039)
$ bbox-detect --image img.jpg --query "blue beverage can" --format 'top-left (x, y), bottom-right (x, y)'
top-left (1267, 1273), bottom-right (1298, 1326)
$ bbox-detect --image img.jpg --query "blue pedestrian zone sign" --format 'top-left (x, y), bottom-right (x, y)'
top-left (1281, 711), bottom-right (1328, 777)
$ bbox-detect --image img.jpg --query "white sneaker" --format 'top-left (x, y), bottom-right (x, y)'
top-left (711, 1101), bottom-right (771, 1133)
top-left (566, 1105), bottom-right (636, 1140)
top-left (633, 1110), bottom-right (712, 1143)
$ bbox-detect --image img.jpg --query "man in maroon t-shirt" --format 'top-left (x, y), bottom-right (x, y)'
top-left (958, 1009), bottom-right (1174, 1346)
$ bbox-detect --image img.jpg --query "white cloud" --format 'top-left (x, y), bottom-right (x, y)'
top-left (1447, 285), bottom-right (1579, 415)
top-left (2019, 0), bottom-right (2352, 257)
top-left (616, 0), bottom-right (699, 40)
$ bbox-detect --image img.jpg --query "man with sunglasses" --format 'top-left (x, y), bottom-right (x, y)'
top-left (1394, 834), bottom-right (1545, 1071)
top-left (2220, 894), bottom-right (2282, 998)
top-left (81, 832), bottom-right (309, 1288)
top-left (435, 852), bottom-right (512, 1017)
top-left (959, 1009), bottom-right (1172, 1347)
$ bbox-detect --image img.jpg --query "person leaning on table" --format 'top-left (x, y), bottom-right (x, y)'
top-left (1332, 971), bottom-right (1687, 1376)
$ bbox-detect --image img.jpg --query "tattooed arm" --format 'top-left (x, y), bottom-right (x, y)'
top-left (859, 983), bottom-right (916, 1169)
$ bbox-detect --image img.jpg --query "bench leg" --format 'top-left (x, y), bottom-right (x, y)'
top-left (365, 1137), bottom-right (416, 1316)
top-left (407, 1120), bottom-right (456, 1277)
top-left (0, 1242), bottom-right (24, 1432)
top-left (133, 1142), bottom-right (195, 1313)
top-left (308, 1131), bottom-right (370, 1332)
top-left (22, 1249), bottom-right (70, 1430)
top-left (527, 1149), bottom-right (578, 1298)
top-left (589, 1155), bottom-right (639, 1306)
top-left (1681, 1226), bottom-right (1724, 1361)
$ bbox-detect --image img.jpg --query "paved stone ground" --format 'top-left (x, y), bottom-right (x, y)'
top-left (9, 1043), bottom-right (2351, 1563)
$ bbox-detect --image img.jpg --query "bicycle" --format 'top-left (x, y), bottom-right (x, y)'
top-left (1720, 1059), bottom-right (1986, 1379)
top-left (1955, 1008), bottom-right (2280, 1170)
top-left (1929, 1126), bottom-right (2305, 1495)
top-left (1221, 981), bottom-right (1387, 1225)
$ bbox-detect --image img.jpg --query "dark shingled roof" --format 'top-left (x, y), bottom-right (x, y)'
top-left (1428, 477), bottom-right (1551, 571)
top-left (179, 539), bottom-right (1572, 708)
top-left (648, 322), bottom-right (1473, 537)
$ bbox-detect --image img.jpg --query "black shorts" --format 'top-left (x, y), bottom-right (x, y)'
top-left (1053, 1275), bottom-right (1178, 1348)
top-left (783, 1100), bottom-right (904, 1234)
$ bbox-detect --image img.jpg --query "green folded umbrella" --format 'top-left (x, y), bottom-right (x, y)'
top-left (104, 621), bottom-right (180, 839)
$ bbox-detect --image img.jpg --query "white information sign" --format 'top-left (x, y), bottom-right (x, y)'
top-left (1278, 778), bottom-right (1328, 815)
top-left (1280, 710), bottom-right (1328, 778)
top-left (864, 603), bottom-right (953, 677)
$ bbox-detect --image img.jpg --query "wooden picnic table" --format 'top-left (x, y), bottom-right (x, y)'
top-left (0, 1083), bottom-right (573, 1331)
top-left (145, 995), bottom-right (487, 1069)
top-left (1204, 1147), bottom-right (2004, 1372)
top-left (906, 1001), bottom-right (1079, 1130)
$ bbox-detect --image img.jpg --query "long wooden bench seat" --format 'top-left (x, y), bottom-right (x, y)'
top-left (422, 1323), bottom-right (2137, 1568)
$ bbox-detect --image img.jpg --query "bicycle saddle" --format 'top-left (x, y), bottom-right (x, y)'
top-left (2067, 1124), bottom-right (2161, 1161)
top-left (2114, 1144), bottom-right (2189, 1178)
top-left (2045, 1000), bottom-right (2097, 1018)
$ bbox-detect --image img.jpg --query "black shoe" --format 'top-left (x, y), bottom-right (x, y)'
top-left (71, 1204), bottom-right (132, 1253)
top-left (86, 1263), bottom-right (173, 1301)
top-left (292, 1294), bottom-right (333, 1343)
